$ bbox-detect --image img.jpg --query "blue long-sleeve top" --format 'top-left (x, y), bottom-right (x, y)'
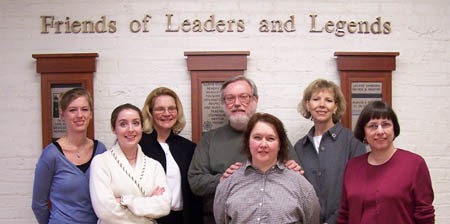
top-left (32, 140), bottom-right (106, 224)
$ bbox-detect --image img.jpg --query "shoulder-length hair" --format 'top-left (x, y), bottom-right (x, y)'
top-left (141, 87), bottom-right (186, 134)
top-left (242, 113), bottom-right (289, 162)
top-left (298, 79), bottom-right (346, 123)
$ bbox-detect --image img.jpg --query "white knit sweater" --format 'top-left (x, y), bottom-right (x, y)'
top-left (90, 143), bottom-right (171, 224)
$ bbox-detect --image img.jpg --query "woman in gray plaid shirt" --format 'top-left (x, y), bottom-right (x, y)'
top-left (214, 113), bottom-right (320, 224)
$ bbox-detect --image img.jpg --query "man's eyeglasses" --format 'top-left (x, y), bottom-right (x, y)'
top-left (223, 93), bottom-right (253, 105)
top-left (153, 106), bottom-right (177, 114)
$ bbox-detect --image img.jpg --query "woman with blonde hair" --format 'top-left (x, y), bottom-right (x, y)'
top-left (32, 87), bottom-right (107, 224)
top-left (294, 79), bottom-right (366, 224)
top-left (139, 87), bottom-right (203, 224)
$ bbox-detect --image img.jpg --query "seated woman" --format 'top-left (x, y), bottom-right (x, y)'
top-left (89, 103), bottom-right (171, 224)
top-left (214, 112), bottom-right (320, 224)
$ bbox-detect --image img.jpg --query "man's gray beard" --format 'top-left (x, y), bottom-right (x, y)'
top-left (228, 114), bottom-right (250, 131)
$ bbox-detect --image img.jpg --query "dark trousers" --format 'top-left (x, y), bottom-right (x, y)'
top-left (157, 210), bottom-right (183, 224)
top-left (203, 212), bottom-right (215, 224)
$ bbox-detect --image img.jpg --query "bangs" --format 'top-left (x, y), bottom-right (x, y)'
top-left (368, 107), bottom-right (391, 120)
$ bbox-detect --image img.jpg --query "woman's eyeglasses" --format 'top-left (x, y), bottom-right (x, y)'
top-left (153, 106), bottom-right (177, 114)
top-left (365, 121), bottom-right (393, 132)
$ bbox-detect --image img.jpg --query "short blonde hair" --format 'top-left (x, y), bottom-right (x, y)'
top-left (298, 79), bottom-right (346, 123)
top-left (142, 87), bottom-right (186, 134)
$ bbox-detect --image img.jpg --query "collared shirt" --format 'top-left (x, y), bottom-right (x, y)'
top-left (188, 124), bottom-right (299, 215)
top-left (213, 161), bottom-right (320, 224)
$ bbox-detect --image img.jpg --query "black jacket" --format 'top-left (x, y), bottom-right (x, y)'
top-left (139, 130), bottom-right (203, 224)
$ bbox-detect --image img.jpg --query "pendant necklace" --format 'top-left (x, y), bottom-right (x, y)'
top-left (75, 143), bottom-right (88, 158)
top-left (74, 141), bottom-right (87, 159)
top-left (62, 136), bottom-right (88, 159)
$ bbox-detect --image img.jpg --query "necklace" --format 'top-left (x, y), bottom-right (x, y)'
top-left (76, 150), bottom-right (83, 158)
top-left (62, 137), bottom-right (90, 159)
top-left (74, 142), bottom-right (88, 158)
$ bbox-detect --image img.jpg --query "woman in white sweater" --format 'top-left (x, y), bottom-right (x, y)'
top-left (90, 103), bottom-right (171, 224)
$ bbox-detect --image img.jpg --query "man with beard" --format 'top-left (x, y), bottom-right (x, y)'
top-left (188, 75), bottom-right (300, 224)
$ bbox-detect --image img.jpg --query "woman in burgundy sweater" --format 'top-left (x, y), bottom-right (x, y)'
top-left (338, 101), bottom-right (435, 224)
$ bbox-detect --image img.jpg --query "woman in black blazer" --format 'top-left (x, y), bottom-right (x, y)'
top-left (139, 87), bottom-right (203, 224)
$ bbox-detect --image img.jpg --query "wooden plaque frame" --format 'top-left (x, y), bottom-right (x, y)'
top-left (335, 52), bottom-right (399, 130)
top-left (184, 51), bottom-right (250, 143)
top-left (32, 53), bottom-right (98, 148)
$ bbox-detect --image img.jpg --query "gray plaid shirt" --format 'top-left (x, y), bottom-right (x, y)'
top-left (214, 161), bottom-right (321, 224)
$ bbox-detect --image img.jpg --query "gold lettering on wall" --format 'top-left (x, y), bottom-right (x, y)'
top-left (129, 15), bottom-right (152, 33)
top-left (165, 14), bottom-right (245, 32)
top-left (259, 15), bottom-right (296, 32)
top-left (39, 13), bottom-right (392, 36)
top-left (309, 14), bottom-right (391, 37)
top-left (41, 16), bottom-right (117, 34)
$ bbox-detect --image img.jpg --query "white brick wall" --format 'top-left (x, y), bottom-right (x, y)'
top-left (1, 0), bottom-right (449, 223)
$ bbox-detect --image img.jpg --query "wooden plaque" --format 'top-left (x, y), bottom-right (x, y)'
top-left (335, 52), bottom-right (399, 130)
top-left (32, 53), bottom-right (98, 148)
top-left (184, 51), bottom-right (250, 143)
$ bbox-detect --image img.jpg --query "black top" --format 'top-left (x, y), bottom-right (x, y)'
top-left (55, 140), bottom-right (99, 173)
top-left (139, 130), bottom-right (203, 224)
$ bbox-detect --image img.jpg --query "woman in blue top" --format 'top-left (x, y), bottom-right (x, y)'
top-left (32, 87), bottom-right (107, 224)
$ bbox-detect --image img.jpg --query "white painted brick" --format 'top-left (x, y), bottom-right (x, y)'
top-left (1, 1), bottom-right (450, 222)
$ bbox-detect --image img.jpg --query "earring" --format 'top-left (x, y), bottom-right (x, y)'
top-left (363, 138), bottom-right (368, 144)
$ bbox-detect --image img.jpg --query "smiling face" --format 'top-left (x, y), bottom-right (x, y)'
top-left (151, 95), bottom-right (178, 133)
top-left (222, 80), bottom-right (258, 131)
top-left (364, 118), bottom-right (395, 152)
top-left (306, 88), bottom-right (337, 126)
top-left (60, 96), bottom-right (92, 133)
top-left (113, 109), bottom-right (142, 150)
top-left (249, 121), bottom-right (280, 171)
